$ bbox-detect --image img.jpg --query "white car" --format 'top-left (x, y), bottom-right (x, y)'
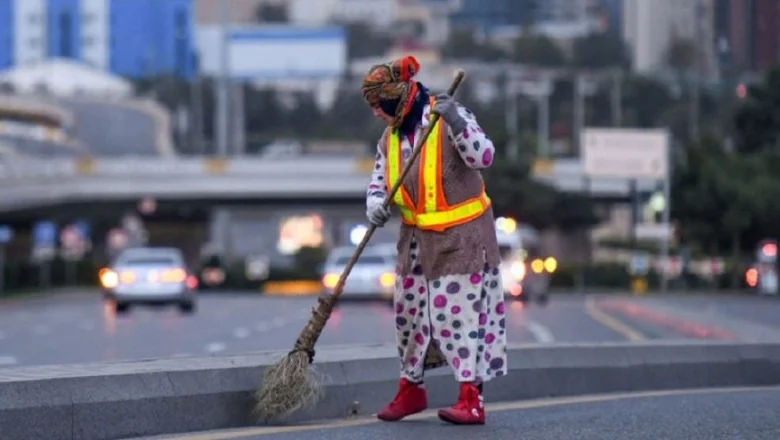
top-left (321, 244), bottom-right (396, 301)
top-left (100, 247), bottom-right (198, 314)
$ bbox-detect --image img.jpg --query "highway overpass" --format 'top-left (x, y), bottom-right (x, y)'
top-left (0, 156), bottom-right (662, 214)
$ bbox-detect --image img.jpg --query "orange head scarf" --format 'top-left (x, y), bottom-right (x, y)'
top-left (360, 56), bottom-right (421, 128)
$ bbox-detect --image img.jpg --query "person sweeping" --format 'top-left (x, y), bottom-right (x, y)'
top-left (362, 55), bottom-right (508, 425)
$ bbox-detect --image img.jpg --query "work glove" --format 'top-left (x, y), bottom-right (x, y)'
top-left (432, 93), bottom-right (468, 135)
top-left (367, 199), bottom-right (392, 227)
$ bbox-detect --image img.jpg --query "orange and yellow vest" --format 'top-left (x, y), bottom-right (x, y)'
top-left (385, 97), bottom-right (491, 232)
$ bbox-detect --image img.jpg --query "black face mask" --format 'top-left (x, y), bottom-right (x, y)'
top-left (382, 82), bottom-right (429, 136)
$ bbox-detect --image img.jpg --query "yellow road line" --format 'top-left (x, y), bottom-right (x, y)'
top-left (261, 281), bottom-right (322, 296)
top-left (584, 296), bottom-right (645, 341)
top-left (166, 386), bottom-right (776, 439)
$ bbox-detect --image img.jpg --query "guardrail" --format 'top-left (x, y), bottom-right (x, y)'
top-left (0, 156), bottom-right (660, 212)
top-left (0, 156), bottom-right (377, 212)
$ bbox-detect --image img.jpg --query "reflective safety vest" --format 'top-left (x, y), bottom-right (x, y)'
top-left (385, 98), bottom-right (491, 232)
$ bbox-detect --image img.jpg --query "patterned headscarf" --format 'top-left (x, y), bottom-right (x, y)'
top-left (360, 55), bottom-right (421, 128)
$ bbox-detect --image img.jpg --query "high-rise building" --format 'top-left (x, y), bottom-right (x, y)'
top-left (713, 0), bottom-right (779, 74)
top-left (599, 0), bottom-right (623, 36)
top-left (0, 0), bottom-right (197, 79)
top-left (623, 0), bottom-right (716, 74)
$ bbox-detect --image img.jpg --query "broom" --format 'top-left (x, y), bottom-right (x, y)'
top-left (253, 68), bottom-right (467, 422)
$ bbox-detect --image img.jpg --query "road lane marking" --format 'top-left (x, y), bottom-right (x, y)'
top-left (0, 356), bottom-right (17, 366)
top-left (232, 328), bottom-right (250, 339)
top-left (165, 386), bottom-right (778, 439)
top-left (584, 297), bottom-right (645, 341)
top-left (205, 343), bottom-right (226, 353)
top-left (524, 321), bottom-right (555, 343)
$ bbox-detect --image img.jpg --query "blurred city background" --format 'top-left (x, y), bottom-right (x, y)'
top-left (0, 0), bottom-right (780, 368)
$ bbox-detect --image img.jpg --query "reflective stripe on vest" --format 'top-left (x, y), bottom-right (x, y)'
top-left (385, 98), bottom-right (491, 232)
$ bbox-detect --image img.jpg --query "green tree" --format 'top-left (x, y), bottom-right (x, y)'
top-left (513, 34), bottom-right (568, 67)
top-left (733, 67), bottom-right (780, 154)
top-left (673, 135), bottom-right (780, 285)
top-left (484, 160), bottom-right (599, 231)
top-left (441, 28), bottom-right (506, 61)
top-left (571, 32), bottom-right (629, 69)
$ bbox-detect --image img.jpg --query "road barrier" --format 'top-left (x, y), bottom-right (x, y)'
top-left (2, 341), bottom-right (779, 439)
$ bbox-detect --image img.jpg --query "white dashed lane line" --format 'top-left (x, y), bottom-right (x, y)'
top-left (524, 321), bottom-right (555, 343)
top-left (205, 342), bottom-right (226, 353)
top-left (232, 328), bottom-right (250, 339)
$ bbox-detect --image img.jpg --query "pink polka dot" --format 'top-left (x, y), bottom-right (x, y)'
top-left (485, 352), bottom-right (492, 361)
top-left (466, 156), bottom-right (475, 163)
top-left (433, 295), bottom-right (447, 308)
top-left (481, 149), bottom-right (493, 167)
top-left (461, 370), bottom-right (472, 378)
top-left (451, 305), bottom-right (461, 314)
top-left (441, 329), bottom-right (452, 338)
top-left (463, 130), bottom-right (470, 139)
top-left (470, 273), bottom-right (482, 284)
top-left (414, 333), bottom-right (425, 345)
top-left (408, 308), bottom-right (417, 316)
top-left (485, 333), bottom-right (496, 344)
top-left (396, 303), bottom-right (404, 314)
top-left (496, 302), bottom-right (505, 315)
top-left (403, 277), bottom-right (415, 289)
top-left (452, 357), bottom-right (461, 369)
top-left (479, 313), bottom-right (488, 325)
top-left (418, 286), bottom-right (426, 294)
top-left (410, 357), bottom-right (418, 366)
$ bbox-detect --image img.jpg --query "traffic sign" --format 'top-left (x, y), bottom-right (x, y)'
top-left (0, 225), bottom-right (12, 244)
top-left (663, 256), bottom-right (682, 277)
top-left (32, 221), bottom-right (57, 246)
top-left (628, 252), bottom-right (650, 275)
top-left (581, 128), bottom-right (669, 180)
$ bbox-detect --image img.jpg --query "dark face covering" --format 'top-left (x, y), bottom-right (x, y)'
top-left (380, 82), bottom-right (430, 136)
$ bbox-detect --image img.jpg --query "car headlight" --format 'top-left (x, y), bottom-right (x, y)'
top-left (322, 273), bottom-right (339, 289)
top-left (99, 268), bottom-right (119, 289)
top-left (378, 272), bottom-right (395, 288)
top-left (510, 262), bottom-right (526, 280)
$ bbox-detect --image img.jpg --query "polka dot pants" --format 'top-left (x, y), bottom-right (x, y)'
top-left (395, 237), bottom-right (508, 383)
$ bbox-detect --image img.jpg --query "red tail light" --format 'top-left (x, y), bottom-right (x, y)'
top-left (186, 275), bottom-right (198, 290)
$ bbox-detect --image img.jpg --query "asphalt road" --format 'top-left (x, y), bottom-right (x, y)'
top-left (158, 387), bottom-right (780, 440)
top-left (0, 292), bottom-right (688, 368)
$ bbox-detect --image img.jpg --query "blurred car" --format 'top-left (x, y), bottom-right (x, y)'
top-left (100, 247), bottom-right (198, 314)
top-left (321, 243), bottom-right (396, 301)
top-left (495, 218), bottom-right (554, 305)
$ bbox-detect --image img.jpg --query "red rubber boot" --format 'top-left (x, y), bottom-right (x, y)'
top-left (376, 378), bottom-right (428, 421)
top-left (437, 382), bottom-right (485, 425)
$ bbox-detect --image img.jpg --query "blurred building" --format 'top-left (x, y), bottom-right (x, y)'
top-left (622, 0), bottom-right (716, 75)
top-left (598, 0), bottom-right (624, 36)
top-left (720, 0), bottom-right (780, 73)
top-left (443, 0), bottom-right (598, 40)
top-left (0, 0), bottom-right (197, 78)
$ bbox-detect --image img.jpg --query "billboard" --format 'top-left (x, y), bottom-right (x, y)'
top-left (581, 128), bottom-right (669, 180)
top-left (196, 25), bottom-right (347, 80)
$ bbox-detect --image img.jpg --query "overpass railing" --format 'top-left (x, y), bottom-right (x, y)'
top-left (0, 157), bottom-right (660, 212)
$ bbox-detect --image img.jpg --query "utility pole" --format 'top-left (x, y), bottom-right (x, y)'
top-left (611, 69), bottom-right (623, 127)
top-left (573, 73), bottom-right (584, 155)
top-left (505, 73), bottom-right (520, 163)
top-left (215, 0), bottom-right (230, 157)
top-left (690, 0), bottom-right (703, 142)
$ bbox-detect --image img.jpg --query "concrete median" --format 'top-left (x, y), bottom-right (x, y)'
top-left (2, 341), bottom-right (780, 440)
